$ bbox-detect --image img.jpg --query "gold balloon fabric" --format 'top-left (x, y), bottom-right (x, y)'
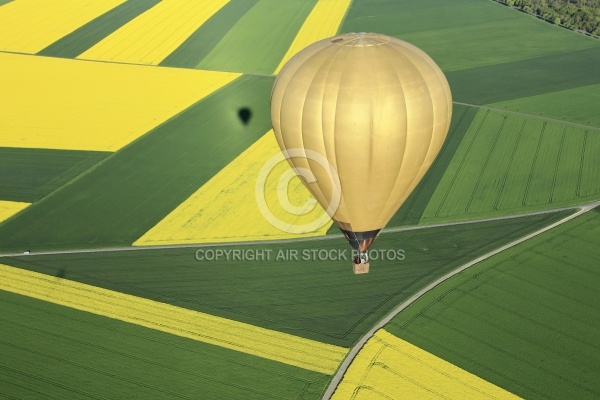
top-left (271, 33), bottom-right (452, 250)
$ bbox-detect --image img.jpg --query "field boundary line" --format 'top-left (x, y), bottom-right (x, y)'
top-left (0, 263), bottom-right (347, 375)
top-left (322, 200), bottom-right (600, 399)
top-left (454, 102), bottom-right (600, 132)
top-left (0, 203), bottom-right (593, 258)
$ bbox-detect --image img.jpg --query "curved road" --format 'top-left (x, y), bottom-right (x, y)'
top-left (1, 201), bottom-right (598, 400)
top-left (322, 201), bottom-right (600, 399)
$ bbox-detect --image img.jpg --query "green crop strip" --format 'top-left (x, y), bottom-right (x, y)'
top-left (0, 75), bottom-right (274, 252)
top-left (0, 290), bottom-right (329, 399)
top-left (38, 0), bottom-right (161, 59)
top-left (5, 211), bottom-right (571, 348)
top-left (422, 109), bottom-right (600, 223)
top-left (386, 208), bottom-right (600, 399)
top-left (0, 148), bottom-right (108, 203)
top-left (197, 0), bottom-right (316, 74)
top-left (160, 0), bottom-right (257, 69)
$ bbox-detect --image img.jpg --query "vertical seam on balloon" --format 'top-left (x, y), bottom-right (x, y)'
top-left (327, 43), bottom-right (355, 232)
top-left (317, 44), bottom-right (344, 209)
top-left (366, 44), bottom-right (375, 227)
top-left (380, 44), bottom-right (444, 226)
top-left (297, 47), bottom-right (338, 209)
top-left (373, 44), bottom-right (412, 229)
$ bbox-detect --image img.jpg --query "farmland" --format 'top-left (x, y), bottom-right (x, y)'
top-left (39, 0), bottom-right (162, 59)
top-left (333, 330), bottom-right (519, 399)
top-left (490, 83), bottom-right (600, 128)
top-left (78, 0), bottom-right (229, 65)
top-left (0, 263), bottom-right (346, 374)
top-left (0, 290), bottom-right (329, 399)
top-left (4, 211), bottom-right (571, 347)
top-left (341, 0), bottom-right (598, 71)
top-left (0, 52), bottom-right (239, 151)
top-left (160, 0), bottom-right (258, 69)
top-left (0, 75), bottom-right (273, 252)
top-left (0, 201), bottom-right (28, 223)
top-left (420, 109), bottom-right (600, 222)
top-left (383, 208), bottom-right (600, 399)
top-left (274, 0), bottom-right (352, 73)
top-left (0, 0), bottom-right (599, 398)
top-left (0, 0), bottom-right (124, 53)
top-left (135, 131), bottom-right (332, 245)
top-left (197, 0), bottom-right (316, 74)
top-left (0, 147), bottom-right (107, 203)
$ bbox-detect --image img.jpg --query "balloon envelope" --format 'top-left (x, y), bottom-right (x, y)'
top-left (271, 33), bottom-right (452, 251)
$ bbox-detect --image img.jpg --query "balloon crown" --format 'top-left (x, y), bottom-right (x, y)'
top-left (330, 32), bottom-right (391, 47)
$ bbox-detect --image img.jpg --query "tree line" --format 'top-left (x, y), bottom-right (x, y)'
top-left (495, 0), bottom-right (600, 37)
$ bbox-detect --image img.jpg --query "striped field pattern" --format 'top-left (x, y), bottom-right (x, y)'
top-left (0, 200), bottom-right (29, 223)
top-left (274, 0), bottom-right (352, 73)
top-left (333, 329), bottom-right (521, 399)
top-left (0, 263), bottom-right (347, 375)
top-left (0, 0), bottom-right (125, 53)
top-left (78, 0), bottom-right (229, 65)
top-left (0, 52), bottom-right (239, 151)
top-left (135, 131), bottom-right (333, 245)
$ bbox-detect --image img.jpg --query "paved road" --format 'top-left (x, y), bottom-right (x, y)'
top-left (0, 203), bottom-right (590, 258)
top-left (322, 201), bottom-right (600, 399)
top-left (1, 196), bottom-right (597, 399)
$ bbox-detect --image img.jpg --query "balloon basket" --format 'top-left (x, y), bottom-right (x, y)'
top-left (353, 262), bottom-right (370, 274)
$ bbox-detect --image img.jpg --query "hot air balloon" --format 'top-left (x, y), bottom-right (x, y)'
top-left (270, 33), bottom-right (452, 273)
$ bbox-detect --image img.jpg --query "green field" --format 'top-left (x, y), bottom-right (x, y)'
top-left (160, 0), bottom-right (258, 69)
top-left (0, 290), bottom-right (328, 399)
top-left (37, 0), bottom-right (161, 59)
top-left (0, 148), bottom-right (108, 203)
top-left (490, 83), bottom-right (600, 128)
top-left (197, 0), bottom-right (316, 74)
top-left (0, 75), bottom-right (273, 252)
top-left (341, 0), bottom-right (599, 71)
top-left (386, 208), bottom-right (600, 399)
top-left (1, 0), bottom-right (600, 398)
top-left (447, 46), bottom-right (600, 105)
top-left (386, 104), bottom-right (479, 227)
top-left (421, 109), bottom-right (600, 222)
top-left (4, 211), bottom-right (571, 347)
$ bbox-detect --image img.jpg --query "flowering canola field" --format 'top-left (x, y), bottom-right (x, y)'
top-left (0, 52), bottom-right (239, 151)
top-left (0, 200), bottom-right (29, 223)
top-left (275, 0), bottom-right (352, 73)
top-left (79, 0), bottom-right (228, 65)
top-left (135, 131), bottom-right (333, 245)
top-left (0, 0), bottom-right (125, 53)
top-left (333, 329), bottom-right (521, 399)
top-left (0, 263), bottom-right (347, 375)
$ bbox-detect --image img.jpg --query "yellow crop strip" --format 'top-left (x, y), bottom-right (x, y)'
top-left (79, 0), bottom-right (229, 65)
top-left (274, 0), bottom-right (351, 74)
top-left (0, 52), bottom-right (239, 151)
top-left (0, 263), bottom-right (347, 374)
top-left (0, 201), bottom-right (29, 223)
top-left (0, 0), bottom-right (125, 53)
top-left (333, 330), bottom-right (521, 399)
top-left (134, 131), bottom-right (333, 246)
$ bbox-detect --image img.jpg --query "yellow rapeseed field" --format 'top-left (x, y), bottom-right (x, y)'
top-left (79, 0), bottom-right (228, 65)
top-left (0, 263), bottom-right (347, 374)
top-left (0, 52), bottom-right (239, 151)
top-left (0, 0), bottom-right (125, 53)
top-left (0, 200), bottom-right (29, 223)
top-left (135, 131), bottom-right (333, 245)
top-left (274, 0), bottom-right (352, 74)
top-left (333, 329), bottom-right (521, 399)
